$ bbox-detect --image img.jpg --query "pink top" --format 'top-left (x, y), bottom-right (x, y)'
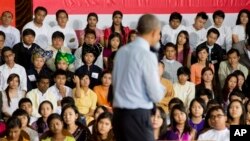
top-left (103, 48), bottom-right (113, 58)
top-left (104, 26), bottom-right (130, 46)
top-left (177, 48), bottom-right (192, 65)
top-left (190, 63), bottom-right (214, 85)
top-left (75, 28), bottom-right (104, 44)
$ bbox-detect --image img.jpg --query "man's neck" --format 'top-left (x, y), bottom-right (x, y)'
top-left (214, 24), bottom-right (222, 28)
top-left (7, 62), bottom-right (15, 68)
top-left (2, 24), bottom-right (9, 28)
top-left (34, 21), bottom-right (43, 27)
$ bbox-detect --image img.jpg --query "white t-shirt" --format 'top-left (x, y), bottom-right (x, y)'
top-left (51, 25), bottom-right (79, 49)
top-left (232, 25), bottom-right (246, 42)
top-left (207, 25), bottom-right (232, 52)
top-left (22, 21), bottom-right (52, 49)
top-left (0, 63), bottom-right (27, 91)
top-left (186, 25), bottom-right (207, 50)
top-left (161, 24), bottom-right (186, 45)
top-left (0, 25), bottom-right (20, 47)
top-left (198, 128), bottom-right (230, 141)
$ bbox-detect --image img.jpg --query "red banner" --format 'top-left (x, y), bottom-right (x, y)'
top-left (33, 0), bottom-right (250, 14)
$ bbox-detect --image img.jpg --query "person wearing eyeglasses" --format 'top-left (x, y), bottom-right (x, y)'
top-left (198, 105), bottom-right (229, 141)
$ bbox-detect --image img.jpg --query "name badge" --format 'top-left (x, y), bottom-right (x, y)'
top-left (91, 72), bottom-right (99, 79)
top-left (28, 75), bottom-right (36, 81)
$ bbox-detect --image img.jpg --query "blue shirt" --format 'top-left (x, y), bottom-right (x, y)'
top-left (112, 37), bottom-right (165, 109)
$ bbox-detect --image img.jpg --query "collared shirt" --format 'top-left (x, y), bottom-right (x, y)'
top-left (23, 43), bottom-right (32, 49)
top-left (26, 88), bottom-right (58, 117)
top-left (112, 37), bottom-right (165, 109)
top-left (0, 63), bottom-right (27, 91)
top-left (22, 21), bottom-right (52, 50)
top-left (0, 25), bottom-right (20, 48)
top-left (47, 84), bottom-right (72, 101)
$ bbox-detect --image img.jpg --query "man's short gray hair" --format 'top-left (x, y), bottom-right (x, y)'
top-left (136, 14), bottom-right (161, 35)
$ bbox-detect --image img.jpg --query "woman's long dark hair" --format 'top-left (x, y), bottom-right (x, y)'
top-left (227, 99), bottom-right (247, 125)
top-left (233, 70), bottom-right (249, 98)
top-left (111, 10), bottom-right (125, 41)
top-left (222, 73), bottom-right (238, 102)
top-left (236, 9), bottom-right (250, 39)
top-left (200, 67), bottom-right (221, 102)
top-left (151, 106), bottom-right (168, 140)
top-left (92, 112), bottom-right (115, 141)
top-left (100, 70), bottom-right (113, 105)
top-left (5, 73), bottom-right (20, 107)
top-left (175, 30), bottom-right (190, 67)
top-left (170, 104), bottom-right (192, 134)
top-left (61, 104), bottom-right (82, 127)
top-left (107, 32), bottom-right (122, 49)
top-left (85, 12), bottom-right (98, 31)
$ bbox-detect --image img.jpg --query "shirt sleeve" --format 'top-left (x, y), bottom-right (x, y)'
top-left (186, 83), bottom-right (195, 109)
top-left (190, 64), bottom-right (196, 83)
top-left (74, 48), bottom-right (83, 70)
top-left (142, 53), bottom-right (165, 102)
top-left (20, 67), bottom-right (27, 91)
top-left (90, 91), bottom-right (97, 110)
top-left (1, 92), bottom-right (9, 114)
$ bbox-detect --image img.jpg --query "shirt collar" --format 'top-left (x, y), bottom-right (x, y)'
top-left (163, 57), bottom-right (175, 63)
top-left (136, 37), bottom-right (150, 51)
top-left (23, 43), bottom-right (32, 49)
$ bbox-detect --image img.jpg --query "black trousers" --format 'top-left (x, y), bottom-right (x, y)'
top-left (113, 108), bottom-right (154, 141)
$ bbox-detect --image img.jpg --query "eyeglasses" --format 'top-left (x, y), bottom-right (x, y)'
top-left (209, 114), bottom-right (225, 120)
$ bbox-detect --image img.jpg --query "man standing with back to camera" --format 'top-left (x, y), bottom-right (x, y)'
top-left (112, 14), bottom-right (165, 141)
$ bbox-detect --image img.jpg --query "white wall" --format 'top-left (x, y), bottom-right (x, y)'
top-left (44, 13), bottom-right (238, 30)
